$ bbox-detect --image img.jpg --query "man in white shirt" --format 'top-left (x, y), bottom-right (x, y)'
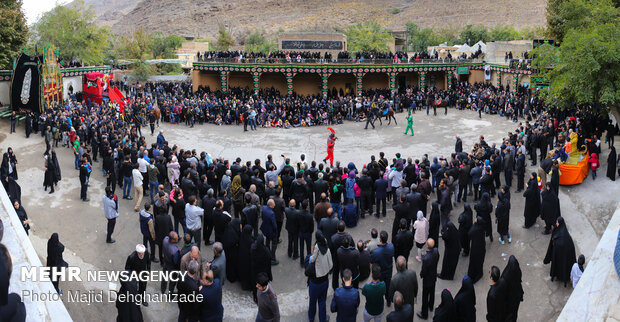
top-left (137, 152), bottom-right (149, 196)
top-left (185, 195), bottom-right (204, 248)
top-left (132, 164), bottom-right (144, 212)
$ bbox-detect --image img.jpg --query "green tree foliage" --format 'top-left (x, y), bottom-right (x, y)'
top-left (536, 0), bottom-right (619, 109)
top-left (459, 24), bottom-right (488, 44)
top-left (113, 28), bottom-right (153, 81)
top-left (344, 22), bottom-right (393, 52)
top-left (31, 0), bottom-right (109, 65)
top-left (546, 0), bottom-right (618, 41)
top-left (245, 31), bottom-right (277, 54)
top-left (488, 25), bottom-right (521, 41)
top-left (0, 0), bottom-right (28, 69)
top-left (215, 24), bottom-right (234, 51)
top-left (150, 33), bottom-right (184, 59)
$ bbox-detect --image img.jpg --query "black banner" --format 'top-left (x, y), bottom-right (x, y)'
top-left (11, 53), bottom-right (42, 113)
top-left (281, 40), bottom-right (343, 50)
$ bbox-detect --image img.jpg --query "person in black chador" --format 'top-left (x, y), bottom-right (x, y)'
top-left (501, 255), bottom-right (524, 322)
top-left (522, 172), bottom-right (540, 228)
top-left (438, 221), bottom-right (460, 280)
top-left (467, 216), bottom-right (486, 283)
top-left (543, 217), bottom-right (576, 287)
top-left (457, 203), bottom-right (473, 256)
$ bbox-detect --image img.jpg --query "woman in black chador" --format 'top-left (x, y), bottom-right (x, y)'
top-left (467, 216), bottom-right (486, 283)
top-left (544, 217), bottom-right (576, 287)
top-left (457, 203), bottom-right (473, 256)
top-left (438, 221), bottom-right (460, 280)
top-left (522, 172), bottom-right (540, 228)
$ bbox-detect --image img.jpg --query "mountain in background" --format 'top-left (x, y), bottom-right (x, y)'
top-left (75, 0), bottom-right (547, 40)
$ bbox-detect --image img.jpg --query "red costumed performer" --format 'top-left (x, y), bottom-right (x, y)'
top-left (323, 127), bottom-right (337, 166)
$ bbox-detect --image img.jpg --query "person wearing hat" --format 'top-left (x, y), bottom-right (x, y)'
top-left (125, 244), bottom-right (151, 306)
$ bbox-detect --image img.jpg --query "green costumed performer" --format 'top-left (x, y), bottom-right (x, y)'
top-left (404, 112), bottom-right (414, 136)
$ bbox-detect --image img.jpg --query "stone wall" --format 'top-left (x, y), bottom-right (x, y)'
top-left (192, 70), bottom-right (220, 92)
top-left (293, 73), bottom-right (321, 96)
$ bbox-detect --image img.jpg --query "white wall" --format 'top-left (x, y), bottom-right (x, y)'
top-left (0, 81), bottom-right (10, 107)
top-left (63, 76), bottom-right (82, 100)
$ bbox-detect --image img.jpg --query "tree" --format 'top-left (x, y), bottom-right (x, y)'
top-left (546, 0), bottom-right (618, 41)
top-left (488, 25), bottom-right (520, 41)
top-left (215, 24), bottom-right (234, 51)
top-left (244, 31), bottom-right (277, 54)
top-left (344, 22), bottom-right (393, 53)
top-left (150, 33), bottom-right (184, 59)
top-left (536, 0), bottom-right (620, 110)
top-left (459, 24), bottom-right (488, 45)
top-left (31, 0), bottom-right (109, 65)
top-left (0, 0), bottom-right (28, 69)
top-left (114, 28), bottom-right (153, 81)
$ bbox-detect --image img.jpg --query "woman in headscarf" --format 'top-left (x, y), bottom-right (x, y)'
top-left (13, 200), bottom-right (29, 235)
top-left (43, 150), bottom-right (59, 194)
top-left (0, 247), bottom-right (26, 321)
top-left (453, 276), bottom-right (476, 322)
top-left (474, 192), bottom-right (493, 242)
top-left (250, 233), bottom-right (272, 302)
top-left (540, 182), bottom-right (561, 235)
top-left (432, 289), bottom-right (456, 322)
top-left (438, 221), bottom-right (460, 280)
top-left (457, 203), bottom-right (473, 256)
top-left (467, 216), bottom-right (486, 283)
top-left (522, 172), bottom-right (540, 228)
top-left (607, 145), bottom-right (617, 181)
top-left (166, 156), bottom-right (180, 186)
top-left (222, 218), bottom-right (241, 283)
top-left (544, 217), bottom-right (576, 287)
top-left (413, 211), bottom-right (429, 262)
top-left (308, 231), bottom-right (332, 322)
top-left (495, 190), bottom-right (511, 244)
top-left (428, 201), bottom-right (441, 249)
top-left (230, 175), bottom-right (245, 219)
top-left (238, 224), bottom-right (254, 291)
top-left (311, 231), bottom-right (333, 278)
top-left (501, 255), bottom-right (524, 322)
top-left (46, 233), bottom-right (68, 293)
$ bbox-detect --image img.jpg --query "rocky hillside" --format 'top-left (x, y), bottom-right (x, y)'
top-left (86, 0), bottom-right (547, 39)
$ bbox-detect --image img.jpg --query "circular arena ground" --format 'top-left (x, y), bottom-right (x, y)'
top-left (1, 109), bottom-right (617, 321)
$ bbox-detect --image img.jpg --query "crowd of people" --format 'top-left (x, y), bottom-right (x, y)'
top-left (1, 73), bottom-right (619, 321)
top-left (104, 78), bottom-right (543, 134)
top-left (196, 49), bottom-right (468, 64)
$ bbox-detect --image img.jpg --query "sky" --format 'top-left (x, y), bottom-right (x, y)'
top-left (22, 0), bottom-right (70, 25)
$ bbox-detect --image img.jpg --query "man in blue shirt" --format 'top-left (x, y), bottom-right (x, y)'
top-left (373, 173), bottom-right (388, 218)
top-left (261, 200), bottom-right (279, 265)
top-left (330, 269), bottom-right (360, 322)
top-left (370, 231), bottom-right (395, 306)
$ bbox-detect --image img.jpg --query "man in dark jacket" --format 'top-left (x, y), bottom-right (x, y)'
top-left (405, 185), bottom-right (422, 224)
top-left (374, 173), bottom-right (388, 217)
top-left (331, 221), bottom-right (354, 290)
top-left (455, 136), bottom-right (463, 153)
top-left (330, 269), bottom-right (360, 322)
top-left (389, 256), bottom-right (418, 320)
top-left (298, 200), bottom-right (315, 267)
top-left (387, 291), bottom-right (414, 322)
top-left (79, 159), bottom-right (90, 201)
top-left (202, 189), bottom-right (217, 245)
top-left (285, 200), bottom-right (300, 259)
top-left (370, 230), bottom-right (395, 306)
top-left (319, 209), bottom-right (339, 250)
top-left (256, 272), bottom-right (281, 322)
top-left (242, 195), bottom-right (259, 238)
top-left (154, 197), bottom-right (173, 262)
top-left (357, 169), bottom-right (374, 217)
top-left (261, 200), bottom-right (279, 265)
top-left (417, 239), bottom-right (439, 319)
top-left (393, 219), bottom-right (414, 263)
top-left (161, 232), bottom-right (179, 294)
top-left (313, 173), bottom-right (329, 206)
top-left (314, 193), bottom-right (331, 223)
top-left (270, 192), bottom-right (286, 243)
top-left (177, 260), bottom-right (201, 321)
top-left (337, 238), bottom-right (360, 288)
top-left (515, 150), bottom-right (526, 192)
top-left (125, 244), bottom-right (151, 307)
